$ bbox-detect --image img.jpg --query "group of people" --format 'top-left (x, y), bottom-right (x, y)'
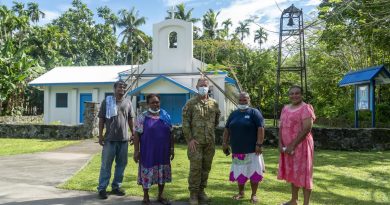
top-left (96, 78), bottom-right (316, 205)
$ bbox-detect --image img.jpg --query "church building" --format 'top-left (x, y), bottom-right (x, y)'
top-left (29, 17), bottom-right (238, 125)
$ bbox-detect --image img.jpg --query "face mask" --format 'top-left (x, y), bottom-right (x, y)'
top-left (237, 104), bottom-right (249, 110)
top-left (148, 108), bottom-right (160, 114)
top-left (198, 86), bottom-right (209, 96)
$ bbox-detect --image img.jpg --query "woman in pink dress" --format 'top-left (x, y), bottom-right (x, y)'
top-left (277, 85), bottom-right (316, 205)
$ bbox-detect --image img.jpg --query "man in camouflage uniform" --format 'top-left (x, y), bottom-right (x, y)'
top-left (182, 78), bottom-right (221, 205)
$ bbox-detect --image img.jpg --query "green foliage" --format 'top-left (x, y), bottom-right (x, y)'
top-left (1, 0), bottom-right (389, 126)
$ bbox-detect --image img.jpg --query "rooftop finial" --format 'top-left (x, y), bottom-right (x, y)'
top-left (169, 5), bottom-right (175, 19)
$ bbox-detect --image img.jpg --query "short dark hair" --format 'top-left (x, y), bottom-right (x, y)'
top-left (288, 85), bottom-right (303, 94)
top-left (114, 80), bottom-right (127, 89)
top-left (196, 78), bottom-right (209, 86)
top-left (146, 93), bottom-right (160, 103)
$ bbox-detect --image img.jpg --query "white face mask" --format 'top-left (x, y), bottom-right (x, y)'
top-left (198, 86), bottom-right (209, 96)
top-left (148, 108), bottom-right (160, 114)
top-left (237, 104), bottom-right (249, 110)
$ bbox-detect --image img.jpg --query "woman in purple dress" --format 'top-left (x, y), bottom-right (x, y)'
top-left (133, 94), bottom-right (174, 205)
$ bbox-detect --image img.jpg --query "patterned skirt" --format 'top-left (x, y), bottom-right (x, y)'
top-left (138, 164), bottom-right (172, 189)
top-left (229, 153), bottom-right (265, 185)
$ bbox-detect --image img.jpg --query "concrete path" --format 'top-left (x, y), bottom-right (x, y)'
top-left (0, 140), bottom-right (188, 205)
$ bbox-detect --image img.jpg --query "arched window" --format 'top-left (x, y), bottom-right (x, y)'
top-left (169, 31), bottom-right (177, 48)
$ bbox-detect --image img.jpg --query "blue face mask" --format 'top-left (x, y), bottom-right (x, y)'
top-left (198, 86), bottom-right (209, 96)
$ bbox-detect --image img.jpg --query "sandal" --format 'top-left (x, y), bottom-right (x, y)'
top-left (158, 197), bottom-right (171, 205)
top-left (250, 195), bottom-right (259, 204)
top-left (232, 193), bottom-right (244, 200)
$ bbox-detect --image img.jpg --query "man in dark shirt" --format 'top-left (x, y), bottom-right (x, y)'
top-left (97, 80), bottom-right (134, 199)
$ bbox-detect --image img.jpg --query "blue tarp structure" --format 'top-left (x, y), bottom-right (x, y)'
top-left (339, 65), bottom-right (390, 87)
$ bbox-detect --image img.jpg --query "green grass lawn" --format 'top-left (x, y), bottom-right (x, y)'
top-left (0, 138), bottom-right (80, 156)
top-left (61, 145), bottom-right (390, 205)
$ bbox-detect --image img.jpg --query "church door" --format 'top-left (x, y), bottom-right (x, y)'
top-left (79, 93), bottom-right (92, 123)
top-left (159, 94), bottom-right (187, 125)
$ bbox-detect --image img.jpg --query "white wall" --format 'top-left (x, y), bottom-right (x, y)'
top-left (141, 79), bottom-right (188, 94)
top-left (152, 19), bottom-right (193, 74)
top-left (43, 84), bottom-right (116, 125)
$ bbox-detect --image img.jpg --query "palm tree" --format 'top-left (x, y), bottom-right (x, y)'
top-left (254, 27), bottom-right (268, 49)
top-left (221, 18), bottom-right (232, 39)
top-left (117, 7), bottom-right (146, 64)
top-left (12, 2), bottom-right (26, 17)
top-left (27, 2), bottom-right (45, 23)
top-left (235, 21), bottom-right (250, 41)
top-left (166, 3), bottom-right (200, 23)
top-left (202, 9), bottom-right (220, 39)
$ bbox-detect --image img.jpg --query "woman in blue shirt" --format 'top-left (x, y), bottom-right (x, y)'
top-left (222, 92), bottom-right (265, 204)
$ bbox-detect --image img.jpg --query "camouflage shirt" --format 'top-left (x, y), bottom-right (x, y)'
top-left (182, 96), bottom-right (221, 144)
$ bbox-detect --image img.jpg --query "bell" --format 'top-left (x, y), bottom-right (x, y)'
top-left (287, 17), bottom-right (294, 26)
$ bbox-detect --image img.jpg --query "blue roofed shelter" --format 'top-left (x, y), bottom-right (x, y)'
top-left (339, 65), bottom-right (390, 127)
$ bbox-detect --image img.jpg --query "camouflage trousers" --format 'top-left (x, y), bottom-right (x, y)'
top-left (187, 142), bottom-right (215, 192)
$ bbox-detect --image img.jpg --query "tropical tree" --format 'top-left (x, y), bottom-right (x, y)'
top-left (202, 9), bottom-right (220, 39)
top-left (166, 3), bottom-right (200, 23)
top-left (12, 2), bottom-right (26, 17)
top-left (117, 7), bottom-right (147, 64)
top-left (221, 18), bottom-right (232, 40)
top-left (97, 6), bottom-right (118, 33)
top-left (0, 3), bottom-right (43, 115)
top-left (235, 21), bottom-right (250, 41)
top-left (27, 2), bottom-right (45, 23)
top-left (254, 27), bottom-right (268, 49)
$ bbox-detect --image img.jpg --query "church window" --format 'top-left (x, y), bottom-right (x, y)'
top-left (169, 31), bottom-right (178, 48)
top-left (56, 93), bottom-right (68, 108)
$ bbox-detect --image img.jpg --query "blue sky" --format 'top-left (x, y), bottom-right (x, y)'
top-left (0, 0), bottom-right (321, 47)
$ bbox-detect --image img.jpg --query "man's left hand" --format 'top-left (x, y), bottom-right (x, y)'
top-left (129, 135), bottom-right (134, 145)
top-left (170, 149), bottom-right (175, 161)
top-left (255, 146), bottom-right (263, 155)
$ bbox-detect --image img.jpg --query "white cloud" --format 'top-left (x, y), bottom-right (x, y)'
top-left (217, 0), bottom-right (319, 49)
top-left (305, 0), bottom-right (321, 6)
top-left (39, 10), bottom-right (60, 25)
top-left (162, 0), bottom-right (193, 7)
top-left (57, 4), bottom-right (71, 12)
top-left (218, 0), bottom-right (289, 48)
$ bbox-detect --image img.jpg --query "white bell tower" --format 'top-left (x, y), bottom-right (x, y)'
top-left (150, 18), bottom-right (193, 74)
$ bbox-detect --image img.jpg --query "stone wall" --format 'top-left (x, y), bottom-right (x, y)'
top-left (83, 102), bottom-right (99, 137)
top-left (0, 115), bottom-right (43, 124)
top-left (0, 124), bottom-right (87, 139)
top-left (172, 127), bottom-right (390, 151)
top-left (0, 102), bottom-right (99, 140)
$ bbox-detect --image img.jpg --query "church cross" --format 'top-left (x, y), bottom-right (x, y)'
top-left (169, 5), bottom-right (176, 19)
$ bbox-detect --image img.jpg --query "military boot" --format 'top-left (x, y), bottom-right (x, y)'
top-left (198, 189), bottom-right (209, 204)
top-left (189, 192), bottom-right (199, 205)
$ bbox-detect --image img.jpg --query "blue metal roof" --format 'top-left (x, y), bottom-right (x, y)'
top-left (127, 75), bottom-right (198, 95)
top-left (339, 65), bottom-right (390, 87)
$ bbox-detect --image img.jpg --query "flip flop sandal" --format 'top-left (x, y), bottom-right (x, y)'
top-left (250, 195), bottom-right (259, 204)
top-left (232, 193), bottom-right (245, 200)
